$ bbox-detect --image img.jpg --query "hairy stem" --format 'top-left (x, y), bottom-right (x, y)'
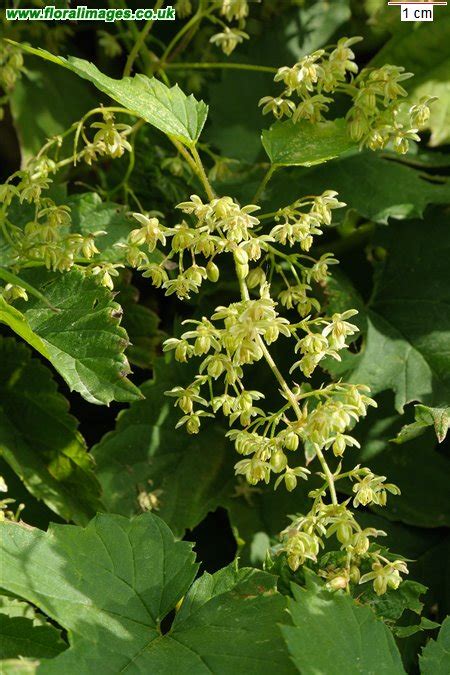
top-left (165, 62), bottom-right (277, 73)
top-left (252, 166), bottom-right (276, 204)
top-left (123, 0), bottom-right (164, 78)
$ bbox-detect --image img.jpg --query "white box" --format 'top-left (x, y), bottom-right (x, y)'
top-left (399, 3), bottom-right (434, 20)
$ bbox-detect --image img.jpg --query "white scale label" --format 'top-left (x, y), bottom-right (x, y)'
top-left (400, 3), bottom-right (434, 20)
top-left (388, 1), bottom-right (448, 21)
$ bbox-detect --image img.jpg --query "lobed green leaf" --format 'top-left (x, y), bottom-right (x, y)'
top-left (10, 42), bottom-right (208, 146)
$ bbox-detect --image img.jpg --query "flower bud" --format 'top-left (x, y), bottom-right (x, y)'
top-left (284, 431), bottom-right (299, 451)
top-left (270, 449), bottom-right (287, 473)
top-left (332, 435), bottom-right (346, 457)
top-left (207, 356), bottom-right (225, 379)
top-left (179, 396), bottom-right (193, 414)
top-left (327, 576), bottom-right (348, 591)
top-left (234, 247), bottom-right (249, 265)
top-left (194, 335), bottom-right (210, 356)
top-left (206, 261), bottom-right (220, 282)
top-left (350, 566), bottom-right (361, 584)
top-left (236, 262), bottom-right (249, 280)
top-left (186, 415), bottom-right (200, 434)
top-left (336, 522), bottom-right (353, 545)
top-left (353, 531), bottom-right (370, 555)
top-left (284, 471), bottom-right (298, 492)
top-left (246, 267), bottom-right (266, 289)
top-left (374, 575), bottom-right (388, 596)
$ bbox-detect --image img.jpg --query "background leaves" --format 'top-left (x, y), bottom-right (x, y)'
top-left (282, 574), bottom-right (406, 675)
top-left (0, 337), bottom-right (101, 523)
top-left (0, 513), bottom-right (292, 674)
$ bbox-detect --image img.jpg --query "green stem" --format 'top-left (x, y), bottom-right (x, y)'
top-left (165, 62), bottom-right (277, 73)
top-left (252, 165), bottom-right (276, 204)
top-left (315, 446), bottom-right (338, 505)
top-left (160, 1), bottom-right (209, 65)
top-left (191, 145), bottom-right (215, 200)
top-left (123, 1), bottom-right (163, 78)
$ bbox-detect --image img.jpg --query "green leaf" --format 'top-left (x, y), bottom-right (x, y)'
top-left (9, 56), bottom-right (97, 165)
top-left (0, 298), bottom-right (50, 359)
top-left (360, 580), bottom-right (427, 622)
top-left (326, 210), bottom-right (450, 411)
top-left (371, 18), bottom-right (450, 147)
top-left (297, 0), bottom-right (351, 55)
top-left (262, 118), bottom-right (355, 167)
top-left (0, 269), bottom-right (141, 405)
top-left (66, 192), bottom-right (133, 263)
top-left (395, 617), bottom-right (440, 639)
top-left (281, 574), bottom-right (406, 674)
top-left (92, 358), bottom-right (236, 536)
top-left (0, 513), bottom-right (293, 674)
top-left (267, 152), bottom-right (450, 223)
top-left (116, 280), bottom-right (164, 370)
top-left (0, 615), bottom-right (65, 661)
top-left (394, 405), bottom-right (449, 444)
top-left (420, 616), bottom-right (450, 674)
top-left (0, 596), bottom-right (46, 623)
top-left (12, 42), bottom-right (208, 146)
top-left (0, 337), bottom-right (101, 524)
top-left (344, 396), bottom-right (450, 528)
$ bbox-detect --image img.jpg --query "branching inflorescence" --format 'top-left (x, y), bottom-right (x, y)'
top-left (0, 34), bottom-right (435, 597)
top-left (259, 35), bottom-right (435, 154)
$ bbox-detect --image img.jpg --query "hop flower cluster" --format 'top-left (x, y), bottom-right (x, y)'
top-left (279, 464), bottom-right (406, 595)
top-left (259, 37), bottom-right (362, 123)
top-left (209, 1), bottom-right (250, 55)
top-left (0, 42), bottom-right (23, 91)
top-left (155, 191), bottom-right (408, 597)
top-left (124, 194), bottom-right (272, 299)
top-left (0, 168), bottom-right (106, 279)
top-left (271, 191), bottom-right (345, 251)
top-left (0, 108), bottom-right (134, 289)
top-left (260, 35), bottom-right (436, 155)
top-left (87, 110), bottom-right (133, 161)
top-left (347, 66), bottom-right (436, 154)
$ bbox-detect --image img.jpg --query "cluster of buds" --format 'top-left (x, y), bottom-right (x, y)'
top-left (347, 66), bottom-right (435, 154)
top-left (82, 110), bottom-right (133, 164)
top-left (1, 186), bottom-right (105, 277)
top-left (123, 190), bottom-right (345, 305)
top-left (122, 194), bottom-right (274, 298)
top-left (210, 1), bottom-right (250, 55)
top-left (0, 107), bottom-right (135, 287)
top-left (279, 464), bottom-right (406, 596)
top-left (259, 37), bottom-right (362, 123)
top-left (260, 36), bottom-right (435, 156)
top-left (270, 191), bottom-right (345, 251)
top-left (0, 42), bottom-right (23, 120)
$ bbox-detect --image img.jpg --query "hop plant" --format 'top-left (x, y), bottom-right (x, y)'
top-left (0, 36), bottom-right (427, 605)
